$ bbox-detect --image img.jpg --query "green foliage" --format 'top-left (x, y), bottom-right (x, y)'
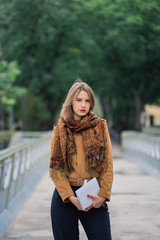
top-left (0, 0), bottom-right (160, 131)
top-left (81, 0), bottom-right (160, 130)
top-left (0, 47), bottom-right (26, 106)
top-left (0, 45), bottom-right (27, 129)
top-left (23, 93), bottom-right (51, 131)
top-left (94, 95), bottom-right (103, 118)
top-left (0, 0), bottom-right (92, 128)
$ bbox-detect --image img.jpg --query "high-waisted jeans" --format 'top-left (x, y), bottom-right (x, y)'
top-left (50, 186), bottom-right (112, 240)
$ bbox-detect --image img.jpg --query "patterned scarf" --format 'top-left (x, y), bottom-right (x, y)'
top-left (49, 112), bottom-right (108, 177)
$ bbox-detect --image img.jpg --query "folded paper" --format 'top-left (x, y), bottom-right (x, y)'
top-left (75, 177), bottom-right (100, 210)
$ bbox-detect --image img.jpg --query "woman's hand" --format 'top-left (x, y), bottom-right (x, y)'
top-left (69, 196), bottom-right (82, 210)
top-left (68, 196), bottom-right (93, 211)
top-left (87, 194), bottom-right (105, 208)
top-left (84, 202), bottom-right (93, 212)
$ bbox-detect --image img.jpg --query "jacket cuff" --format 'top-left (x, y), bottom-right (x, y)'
top-left (97, 189), bottom-right (110, 202)
top-left (62, 191), bottom-right (75, 203)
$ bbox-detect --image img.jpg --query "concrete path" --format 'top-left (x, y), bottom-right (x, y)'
top-left (111, 157), bottom-right (160, 240)
top-left (1, 144), bottom-right (160, 240)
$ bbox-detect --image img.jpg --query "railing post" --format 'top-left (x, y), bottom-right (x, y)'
top-left (13, 151), bottom-right (21, 198)
top-left (5, 155), bottom-right (15, 208)
top-left (0, 159), bottom-right (5, 197)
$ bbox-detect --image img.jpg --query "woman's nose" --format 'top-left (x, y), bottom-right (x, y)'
top-left (81, 101), bottom-right (85, 107)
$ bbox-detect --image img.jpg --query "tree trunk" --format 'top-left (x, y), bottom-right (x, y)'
top-left (21, 96), bottom-right (26, 130)
top-left (134, 92), bottom-right (142, 131)
top-left (100, 97), bottom-right (111, 122)
top-left (9, 104), bottom-right (14, 130)
top-left (0, 97), bottom-right (5, 130)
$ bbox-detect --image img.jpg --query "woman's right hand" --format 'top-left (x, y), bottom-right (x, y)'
top-left (69, 196), bottom-right (93, 212)
top-left (69, 196), bottom-right (82, 210)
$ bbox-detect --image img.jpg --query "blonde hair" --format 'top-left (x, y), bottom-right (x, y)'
top-left (60, 79), bottom-right (95, 120)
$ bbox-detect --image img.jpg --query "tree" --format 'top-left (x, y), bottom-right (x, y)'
top-left (0, 0), bottom-right (92, 129)
top-left (1, 0), bottom-right (160, 132)
top-left (0, 45), bottom-right (26, 129)
top-left (78, 0), bottom-right (160, 131)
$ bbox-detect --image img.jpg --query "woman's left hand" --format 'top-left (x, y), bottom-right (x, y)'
top-left (87, 194), bottom-right (105, 208)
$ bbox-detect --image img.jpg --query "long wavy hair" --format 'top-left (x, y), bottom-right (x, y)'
top-left (60, 79), bottom-right (95, 120)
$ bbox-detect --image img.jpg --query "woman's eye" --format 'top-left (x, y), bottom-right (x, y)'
top-left (77, 99), bottom-right (81, 101)
top-left (86, 100), bottom-right (90, 102)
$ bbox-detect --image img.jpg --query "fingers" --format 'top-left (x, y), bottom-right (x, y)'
top-left (87, 194), bottom-right (96, 200)
top-left (84, 207), bottom-right (92, 212)
top-left (88, 202), bottom-right (93, 208)
top-left (86, 195), bottom-right (105, 209)
top-left (84, 203), bottom-right (93, 212)
top-left (86, 202), bottom-right (93, 210)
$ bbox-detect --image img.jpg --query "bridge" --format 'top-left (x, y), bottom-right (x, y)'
top-left (0, 131), bottom-right (160, 240)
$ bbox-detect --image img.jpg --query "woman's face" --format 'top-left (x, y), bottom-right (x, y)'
top-left (72, 90), bottom-right (91, 120)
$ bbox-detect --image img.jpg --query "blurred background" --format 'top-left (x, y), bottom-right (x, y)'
top-left (0, 0), bottom-right (160, 142)
top-left (0, 0), bottom-right (160, 239)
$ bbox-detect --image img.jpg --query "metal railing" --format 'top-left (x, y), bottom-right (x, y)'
top-left (0, 133), bottom-right (52, 214)
top-left (122, 131), bottom-right (160, 176)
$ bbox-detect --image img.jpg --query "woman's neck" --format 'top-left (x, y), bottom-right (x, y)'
top-left (73, 114), bottom-right (82, 121)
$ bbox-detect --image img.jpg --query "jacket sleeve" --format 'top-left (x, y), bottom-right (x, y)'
top-left (49, 126), bottom-right (75, 203)
top-left (97, 120), bottom-right (113, 201)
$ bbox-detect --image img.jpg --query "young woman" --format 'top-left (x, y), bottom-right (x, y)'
top-left (49, 80), bottom-right (113, 240)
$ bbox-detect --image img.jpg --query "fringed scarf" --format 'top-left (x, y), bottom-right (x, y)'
top-left (49, 112), bottom-right (108, 177)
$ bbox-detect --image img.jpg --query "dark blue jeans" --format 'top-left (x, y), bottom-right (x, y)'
top-left (50, 187), bottom-right (112, 240)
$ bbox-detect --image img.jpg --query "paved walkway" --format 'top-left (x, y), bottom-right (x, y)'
top-left (1, 144), bottom-right (160, 240)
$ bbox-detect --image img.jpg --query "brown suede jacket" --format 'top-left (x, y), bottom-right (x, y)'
top-left (49, 119), bottom-right (113, 203)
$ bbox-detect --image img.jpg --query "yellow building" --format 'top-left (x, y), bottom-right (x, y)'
top-left (144, 104), bottom-right (160, 126)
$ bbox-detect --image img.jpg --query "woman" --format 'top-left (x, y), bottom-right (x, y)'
top-left (49, 80), bottom-right (113, 240)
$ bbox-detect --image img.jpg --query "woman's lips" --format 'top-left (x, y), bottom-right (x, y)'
top-left (80, 109), bottom-right (86, 112)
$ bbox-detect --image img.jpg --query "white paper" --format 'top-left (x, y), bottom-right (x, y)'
top-left (75, 177), bottom-right (100, 210)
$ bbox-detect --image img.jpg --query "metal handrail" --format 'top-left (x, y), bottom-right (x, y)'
top-left (121, 131), bottom-right (160, 176)
top-left (0, 134), bottom-right (51, 161)
top-left (0, 132), bottom-right (52, 214)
